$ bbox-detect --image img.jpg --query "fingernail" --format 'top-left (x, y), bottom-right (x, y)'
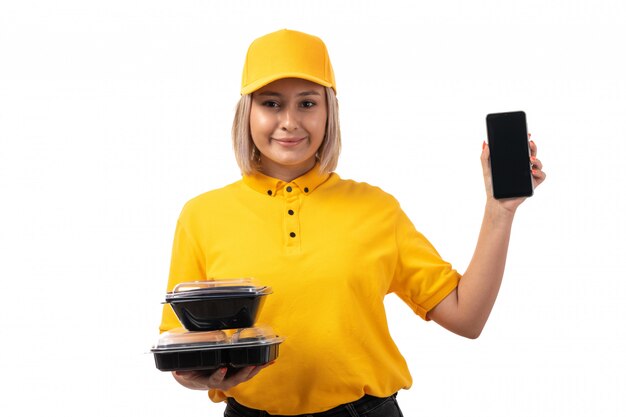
top-left (220, 368), bottom-right (227, 374)
top-left (531, 156), bottom-right (536, 162)
top-left (482, 141), bottom-right (486, 149)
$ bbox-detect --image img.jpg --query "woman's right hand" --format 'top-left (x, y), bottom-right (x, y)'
top-left (172, 363), bottom-right (273, 391)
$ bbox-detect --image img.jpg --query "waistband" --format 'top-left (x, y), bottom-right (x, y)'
top-left (226, 393), bottom-right (397, 417)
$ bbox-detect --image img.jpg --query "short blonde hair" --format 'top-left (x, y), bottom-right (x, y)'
top-left (232, 86), bottom-right (341, 175)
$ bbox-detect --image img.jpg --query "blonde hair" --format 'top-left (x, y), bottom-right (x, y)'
top-left (232, 86), bottom-right (341, 175)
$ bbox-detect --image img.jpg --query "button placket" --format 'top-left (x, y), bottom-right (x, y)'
top-left (284, 183), bottom-right (301, 251)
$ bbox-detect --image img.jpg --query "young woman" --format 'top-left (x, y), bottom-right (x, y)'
top-left (159, 29), bottom-right (546, 417)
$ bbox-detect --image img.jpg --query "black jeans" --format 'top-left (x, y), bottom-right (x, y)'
top-left (224, 394), bottom-right (404, 417)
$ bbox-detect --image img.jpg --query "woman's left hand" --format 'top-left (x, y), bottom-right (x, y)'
top-left (481, 134), bottom-right (547, 213)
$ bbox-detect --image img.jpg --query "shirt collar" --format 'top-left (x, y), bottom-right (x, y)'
top-left (242, 164), bottom-right (332, 197)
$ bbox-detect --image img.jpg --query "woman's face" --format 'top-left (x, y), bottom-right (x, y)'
top-left (250, 78), bottom-right (327, 181)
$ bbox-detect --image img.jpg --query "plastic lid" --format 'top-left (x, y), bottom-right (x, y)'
top-left (154, 328), bottom-right (228, 349)
top-left (165, 278), bottom-right (272, 301)
top-left (229, 325), bottom-right (279, 343)
top-left (152, 325), bottom-right (284, 352)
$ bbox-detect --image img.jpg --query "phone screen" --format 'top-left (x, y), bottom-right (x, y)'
top-left (486, 111), bottom-right (533, 199)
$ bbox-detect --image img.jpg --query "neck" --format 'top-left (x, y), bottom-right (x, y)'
top-left (258, 158), bottom-right (317, 182)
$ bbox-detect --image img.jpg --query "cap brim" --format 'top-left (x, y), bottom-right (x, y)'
top-left (241, 72), bottom-right (334, 95)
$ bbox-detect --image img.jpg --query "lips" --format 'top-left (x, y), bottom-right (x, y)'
top-left (272, 137), bottom-right (307, 147)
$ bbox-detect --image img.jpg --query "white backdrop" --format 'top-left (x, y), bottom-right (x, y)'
top-left (1, 1), bottom-right (625, 416)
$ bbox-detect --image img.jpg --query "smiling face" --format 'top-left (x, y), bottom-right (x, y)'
top-left (249, 78), bottom-right (327, 181)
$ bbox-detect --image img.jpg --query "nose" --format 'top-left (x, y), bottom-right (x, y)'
top-left (279, 106), bottom-right (299, 131)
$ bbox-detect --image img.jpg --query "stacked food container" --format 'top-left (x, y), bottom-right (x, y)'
top-left (151, 279), bottom-right (284, 373)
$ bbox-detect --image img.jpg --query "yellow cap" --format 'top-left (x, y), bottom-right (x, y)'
top-left (241, 29), bottom-right (336, 95)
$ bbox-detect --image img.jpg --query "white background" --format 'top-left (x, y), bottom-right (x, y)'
top-left (1, 1), bottom-right (625, 416)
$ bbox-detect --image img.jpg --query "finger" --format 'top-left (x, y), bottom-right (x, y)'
top-left (229, 366), bottom-right (257, 383)
top-left (532, 166), bottom-right (546, 186)
top-left (218, 366), bottom-right (256, 390)
top-left (216, 367), bottom-right (245, 390)
top-left (174, 370), bottom-right (204, 380)
top-left (532, 167), bottom-right (546, 178)
top-left (206, 367), bottom-right (228, 386)
top-left (244, 362), bottom-right (274, 379)
top-left (221, 366), bottom-right (250, 384)
top-left (244, 366), bottom-right (264, 380)
top-left (529, 139), bottom-right (537, 157)
top-left (530, 156), bottom-right (543, 171)
top-left (481, 141), bottom-right (490, 165)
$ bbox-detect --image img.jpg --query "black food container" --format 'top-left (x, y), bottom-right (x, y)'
top-left (165, 279), bottom-right (272, 331)
top-left (151, 326), bottom-right (284, 372)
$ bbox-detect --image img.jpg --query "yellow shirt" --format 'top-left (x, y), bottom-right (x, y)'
top-left (160, 166), bottom-right (461, 415)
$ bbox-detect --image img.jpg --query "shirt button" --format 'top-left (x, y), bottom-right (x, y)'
top-left (267, 190), bottom-right (272, 196)
top-left (289, 232), bottom-right (296, 238)
top-left (288, 210), bottom-right (294, 215)
top-left (286, 186), bottom-right (292, 192)
top-left (304, 187), bottom-right (309, 193)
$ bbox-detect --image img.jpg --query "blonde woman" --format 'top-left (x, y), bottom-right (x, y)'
top-left (159, 29), bottom-right (546, 417)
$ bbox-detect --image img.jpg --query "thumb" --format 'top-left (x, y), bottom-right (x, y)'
top-left (481, 141), bottom-right (491, 175)
top-left (481, 141), bottom-right (494, 197)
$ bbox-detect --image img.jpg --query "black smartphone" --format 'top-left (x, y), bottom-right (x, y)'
top-left (486, 111), bottom-right (533, 199)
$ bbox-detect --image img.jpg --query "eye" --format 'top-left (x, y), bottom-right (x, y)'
top-left (261, 100), bottom-right (280, 109)
top-left (300, 100), bottom-right (316, 109)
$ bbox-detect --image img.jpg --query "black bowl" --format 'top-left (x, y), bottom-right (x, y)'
top-left (228, 341), bottom-right (280, 368)
top-left (152, 341), bottom-right (281, 372)
top-left (153, 347), bottom-right (222, 372)
top-left (168, 294), bottom-right (268, 331)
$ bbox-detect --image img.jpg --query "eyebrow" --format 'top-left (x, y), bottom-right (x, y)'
top-left (256, 90), bottom-right (322, 97)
